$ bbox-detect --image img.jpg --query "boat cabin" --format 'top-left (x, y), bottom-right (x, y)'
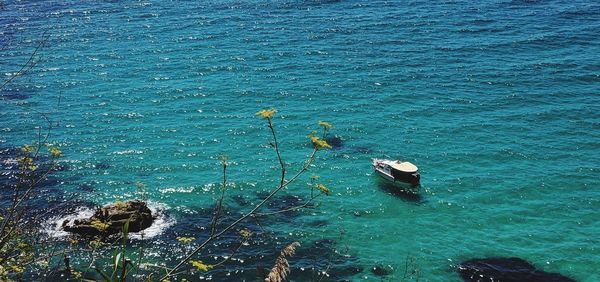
top-left (373, 159), bottom-right (420, 186)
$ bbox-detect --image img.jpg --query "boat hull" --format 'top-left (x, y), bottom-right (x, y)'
top-left (374, 168), bottom-right (420, 187)
top-left (372, 159), bottom-right (421, 187)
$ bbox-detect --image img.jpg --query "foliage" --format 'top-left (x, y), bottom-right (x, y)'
top-left (0, 108), bottom-right (335, 281)
top-left (157, 109), bottom-right (334, 280)
top-left (308, 134), bottom-right (332, 150)
top-left (238, 228), bottom-right (252, 239)
top-left (316, 184), bottom-right (331, 196)
top-left (318, 121), bottom-right (333, 129)
top-left (0, 142), bottom-right (62, 281)
top-left (90, 219), bottom-right (111, 231)
top-left (95, 220), bottom-right (134, 282)
top-left (190, 260), bottom-right (213, 272)
top-left (256, 108), bottom-right (277, 119)
top-left (176, 237), bottom-right (195, 244)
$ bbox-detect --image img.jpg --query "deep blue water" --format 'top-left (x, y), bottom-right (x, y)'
top-left (1, 0), bottom-right (599, 281)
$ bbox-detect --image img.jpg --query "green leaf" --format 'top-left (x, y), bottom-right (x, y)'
top-left (95, 268), bottom-right (112, 282)
top-left (114, 252), bottom-right (122, 273)
top-left (122, 219), bottom-right (130, 244)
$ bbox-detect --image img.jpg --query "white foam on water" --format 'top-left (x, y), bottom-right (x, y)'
top-left (43, 207), bottom-right (95, 238)
top-left (43, 202), bottom-right (175, 240)
top-left (130, 202), bottom-right (176, 240)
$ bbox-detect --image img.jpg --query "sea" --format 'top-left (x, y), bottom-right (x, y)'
top-left (1, 0), bottom-right (599, 281)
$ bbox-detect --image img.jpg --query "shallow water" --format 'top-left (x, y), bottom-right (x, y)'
top-left (1, 0), bottom-right (599, 281)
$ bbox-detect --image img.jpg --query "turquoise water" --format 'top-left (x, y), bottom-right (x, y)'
top-left (1, 0), bottom-right (599, 281)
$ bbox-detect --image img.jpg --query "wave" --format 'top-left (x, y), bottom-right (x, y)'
top-left (130, 202), bottom-right (176, 240)
top-left (43, 206), bottom-right (96, 238)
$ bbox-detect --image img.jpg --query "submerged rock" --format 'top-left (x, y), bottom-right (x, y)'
top-left (94, 162), bottom-right (110, 169)
top-left (371, 264), bottom-right (393, 277)
top-left (63, 200), bottom-right (154, 237)
top-left (458, 257), bottom-right (576, 282)
top-left (325, 135), bottom-right (344, 149)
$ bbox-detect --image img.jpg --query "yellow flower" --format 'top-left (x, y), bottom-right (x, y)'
top-left (90, 219), bottom-right (110, 231)
top-left (318, 121), bottom-right (333, 129)
top-left (72, 271), bottom-right (83, 279)
top-left (16, 242), bottom-right (29, 249)
top-left (255, 108), bottom-right (277, 119)
top-left (18, 157), bottom-right (33, 166)
top-left (21, 144), bottom-right (35, 154)
top-left (239, 229), bottom-right (252, 239)
top-left (316, 184), bottom-right (331, 196)
top-left (48, 146), bottom-right (62, 158)
top-left (176, 236), bottom-right (195, 244)
top-left (190, 260), bottom-right (212, 272)
top-left (11, 265), bottom-right (24, 273)
top-left (89, 240), bottom-right (104, 249)
top-left (308, 135), bottom-right (332, 150)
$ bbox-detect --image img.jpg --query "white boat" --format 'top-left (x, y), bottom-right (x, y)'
top-left (372, 158), bottom-right (420, 187)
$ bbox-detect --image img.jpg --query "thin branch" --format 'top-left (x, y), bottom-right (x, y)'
top-left (268, 118), bottom-right (286, 187)
top-left (0, 161), bottom-right (57, 249)
top-left (160, 148), bottom-right (318, 281)
top-left (254, 194), bottom-right (322, 217)
top-left (209, 239), bottom-right (246, 268)
top-left (0, 31), bottom-right (54, 148)
top-left (317, 264), bottom-right (332, 282)
top-left (210, 159), bottom-right (228, 237)
top-left (0, 31), bottom-right (49, 91)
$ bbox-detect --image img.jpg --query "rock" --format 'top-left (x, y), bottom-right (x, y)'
top-left (63, 200), bottom-right (154, 237)
top-left (371, 264), bottom-right (393, 276)
top-left (458, 257), bottom-right (576, 282)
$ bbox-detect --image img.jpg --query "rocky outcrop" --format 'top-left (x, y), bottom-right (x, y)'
top-left (63, 200), bottom-right (153, 237)
top-left (458, 257), bottom-right (576, 282)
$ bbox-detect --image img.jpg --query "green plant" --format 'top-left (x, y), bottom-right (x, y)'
top-left (0, 143), bottom-right (62, 281)
top-left (158, 109), bottom-right (333, 280)
top-left (1, 107), bottom-right (334, 281)
top-left (95, 220), bottom-right (135, 282)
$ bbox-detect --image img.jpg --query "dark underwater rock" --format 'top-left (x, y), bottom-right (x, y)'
top-left (293, 238), bottom-right (362, 280)
top-left (94, 162), bottom-right (110, 169)
top-left (325, 135), bottom-right (344, 149)
top-left (231, 194), bottom-right (250, 206)
top-left (307, 219), bottom-right (328, 227)
top-left (458, 257), bottom-right (576, 282)
top-left (63, 200), bottom-right (154, 237)
top-left (371, 264), bottom-right (393, 276)
top-left (262, 194), bottom-right (305, 218)
top-left (0, 88), bottom-right (32, 100)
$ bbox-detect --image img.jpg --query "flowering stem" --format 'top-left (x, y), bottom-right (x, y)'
top-left (210, 160), bottom-right (228, 237)
top-left (160, 149), bottom-right (317, 281)
top-left (268, 118), bottom-right (286, 187)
